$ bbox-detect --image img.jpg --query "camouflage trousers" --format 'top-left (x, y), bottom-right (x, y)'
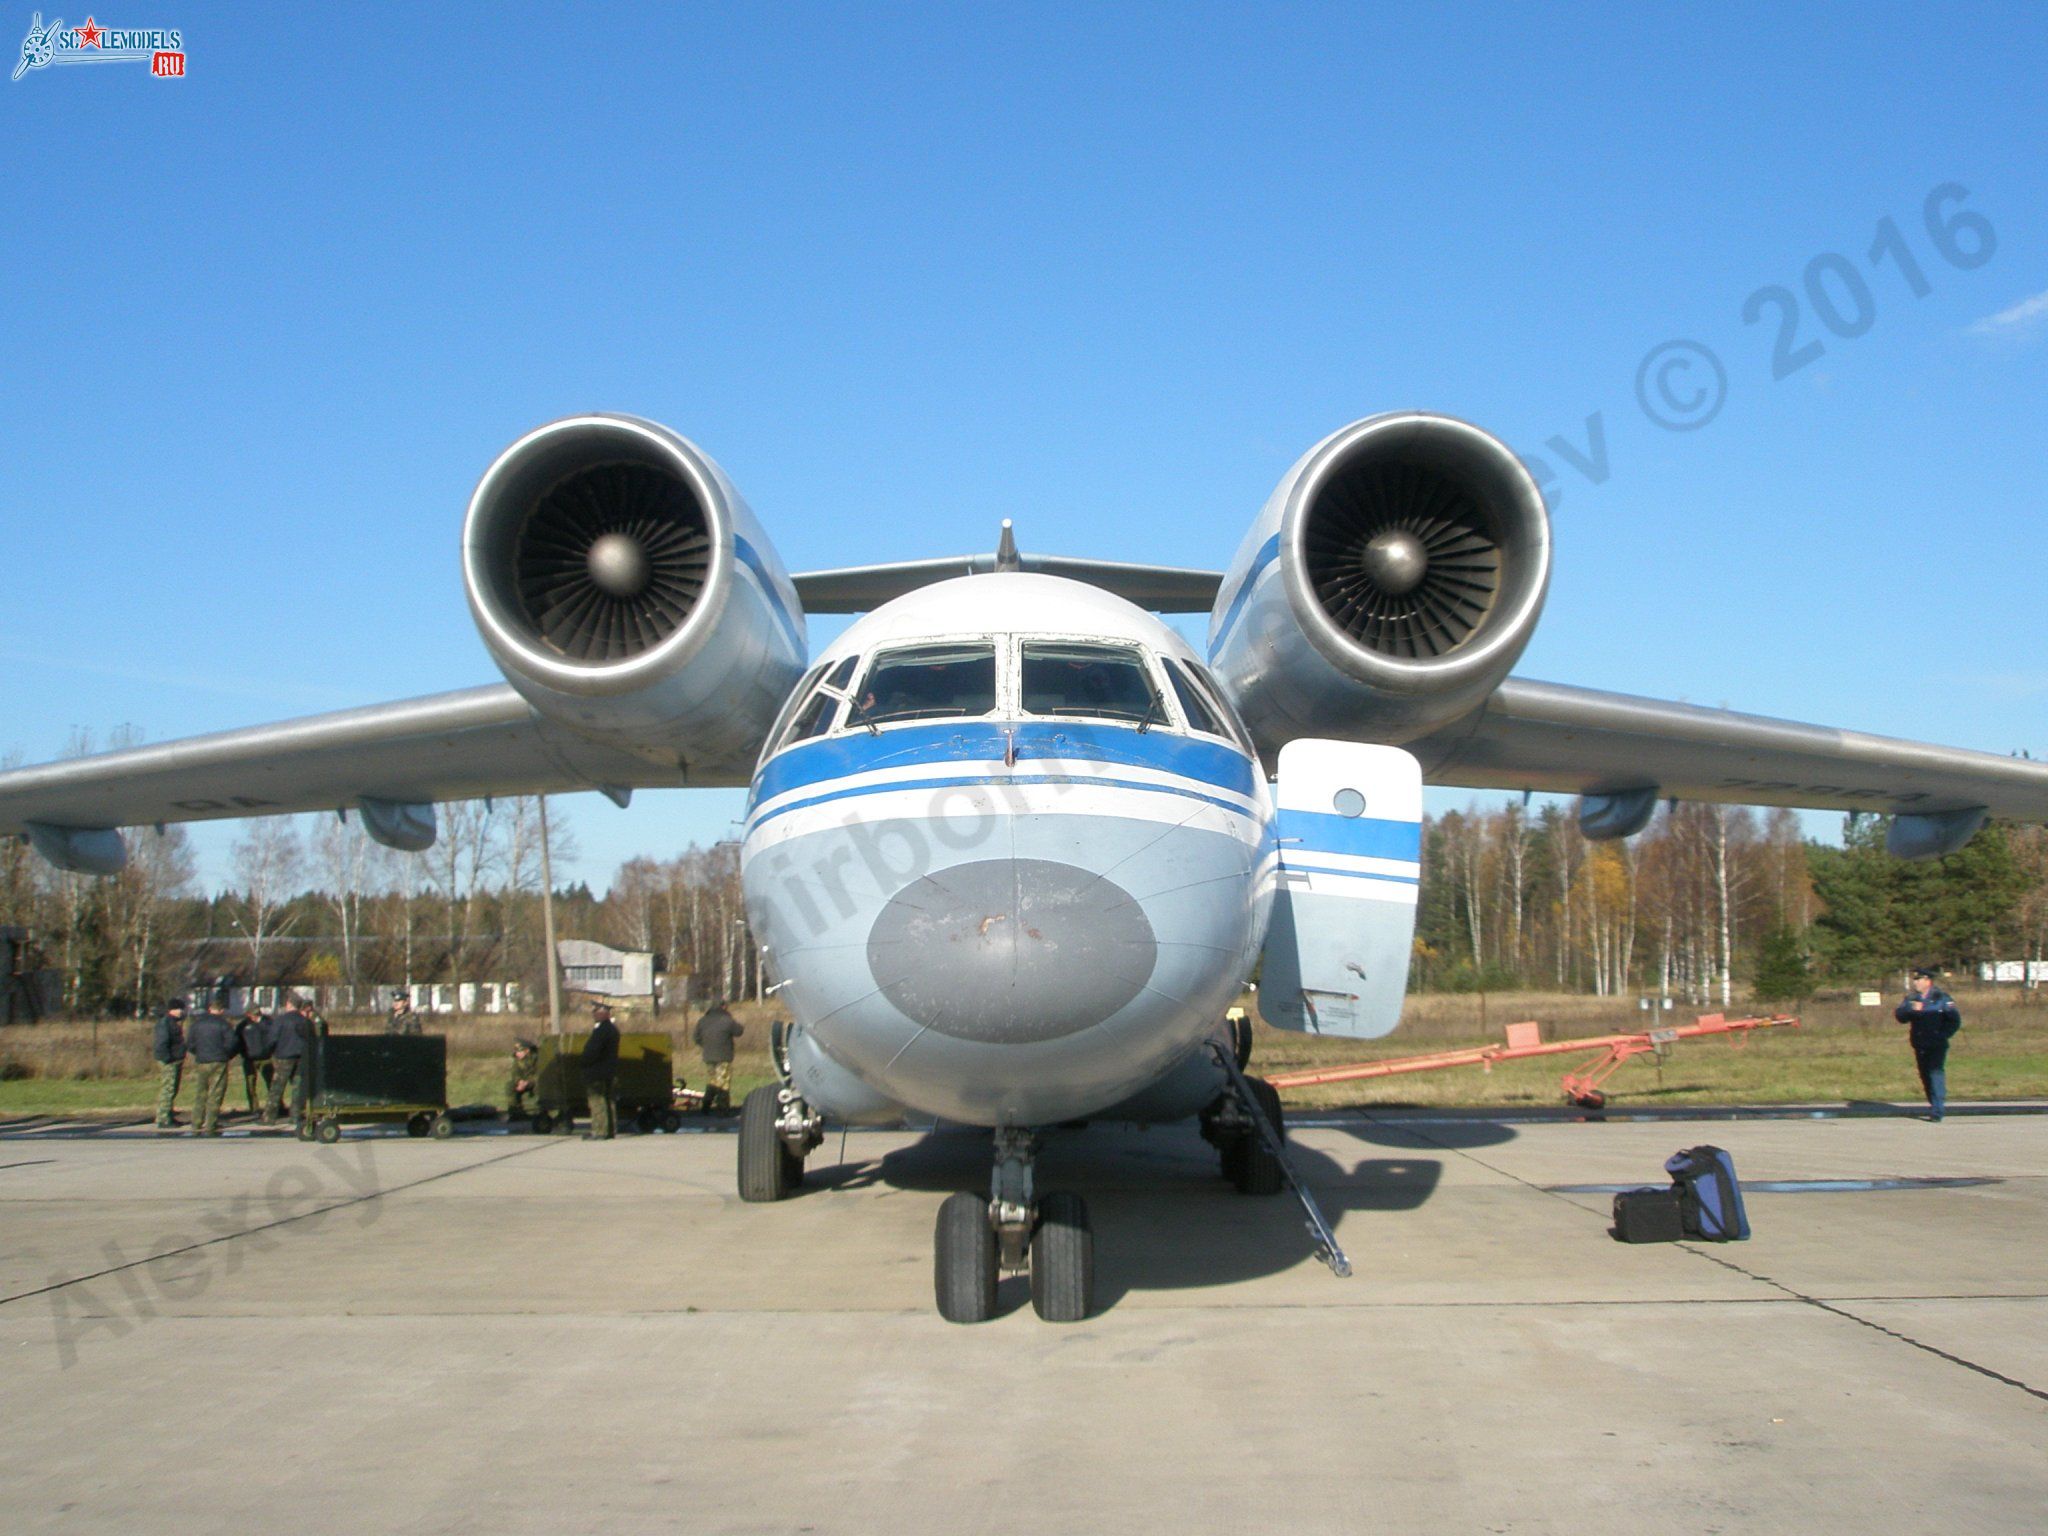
top-left (241, 1060), bottom-right (271, 1113)
top-left (192, 1062), bottom-right (229, 1135)
top-left (704, 1060), bottom-right (733, 1111)
top-left (266, 1059), bottom-right (301, 1122)
top-left (154, 1061), bottom-right (182, 1127)
top-left (587, 1080), bottom-right (617, 1138)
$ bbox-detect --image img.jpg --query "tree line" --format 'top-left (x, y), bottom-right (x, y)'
top-left (6, 783), bottom-right (2047, 1019)
top-left (1417, 801), bottom-right (2048, 1001)
top-left (0, 795), bottom-right (771, 1019)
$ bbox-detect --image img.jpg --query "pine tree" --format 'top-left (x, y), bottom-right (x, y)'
top-left (1752, 922), bottom-right (1812, 1006)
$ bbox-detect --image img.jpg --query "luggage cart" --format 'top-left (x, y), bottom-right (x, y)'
top-left (530, 1032), bottom-right (682, 1135)
top-left (296, 1027), bottom-right (452, 1143)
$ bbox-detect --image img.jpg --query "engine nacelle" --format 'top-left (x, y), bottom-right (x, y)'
top-left (462, 415), bottom-right (807, 777)
top-left (1207, 413), bottom-right (1550, 751)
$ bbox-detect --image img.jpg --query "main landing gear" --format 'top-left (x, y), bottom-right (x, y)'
top-left (935, 1128), bottom-right (1094, 1325)
top-left (1202, 1042), bottom-right (1352, 1279)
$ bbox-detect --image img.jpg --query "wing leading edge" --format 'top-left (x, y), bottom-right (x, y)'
top-left (0, 685), bottom-right (721, 871)
top-left (1407, 676), bottom-right (2048, 856)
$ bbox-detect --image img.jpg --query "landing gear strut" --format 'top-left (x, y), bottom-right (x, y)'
top-left (737, 1084), bottom-right (824, 1202)
top-left (934, 1128), bottom-right (1093, 1324)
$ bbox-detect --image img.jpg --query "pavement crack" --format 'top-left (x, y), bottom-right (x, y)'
top-left (1361, 1110), bottom-right (2048, 1408)
top-left (0, 1139), bottom-right (554, 1311)
top-left (1680, 1247), bottom-right (2048, 1407)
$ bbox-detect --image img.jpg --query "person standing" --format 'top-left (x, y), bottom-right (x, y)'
top-left (152, 998), bottom-right (189, 1132)
top-left (234, 1004), bottom-right (273, 1115)
top-left (691, 1000), bottom-right (743, 1114)
top-left (580, 1003), bottom-right (621, 1140)
top-left (187, 997), bottom-right (236, 1136)
top-left (1895, 966), bottom-right (1963, 1122)
top-left (265, 996), bottom-right (311, 1126)
top-left (387, 990), bottom-right (423, 1035)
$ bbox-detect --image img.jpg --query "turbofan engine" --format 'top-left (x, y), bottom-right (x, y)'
top-left (1206, 412), bottom-right (1551, 749)
top-left (462, 414), bottom-right (807, 777)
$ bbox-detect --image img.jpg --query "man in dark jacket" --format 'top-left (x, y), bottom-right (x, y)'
top-left (187, 998), bottom-right (237, 1136)
top-left (691, 1001), bottom-right (743, 1114)
top-left (234, 1006), bottom-right (273, 1114)
top-left (265, 997), bottom-right (311, 1125)
top-left (580, 1003), bottom-right (621, 1139)
top-left (1895, 966), bottom-right (1963, 1121)
top-left (387, 990), bottom-right (422, 1035)
top-left (152, 998), bottom-right (189, 1131)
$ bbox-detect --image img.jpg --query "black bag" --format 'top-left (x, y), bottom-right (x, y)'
top-left (1665, 1145), bottom-right (1750, 1241)
top-left (1612, 1187), bottom-right (1686, 1243)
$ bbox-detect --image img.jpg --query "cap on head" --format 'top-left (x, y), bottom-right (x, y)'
top-left (166, 998), bottom-right (187, 1013)
top-left (514, 1038), bottom-right (537, 1053)
top-left (1912, 965), bottom-right (1938, 980)
top-left (591, 1002), bottom-right (613, 1019)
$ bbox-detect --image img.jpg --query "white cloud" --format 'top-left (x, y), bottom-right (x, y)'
top-left (1968, 287), bottom-right (2048, 339)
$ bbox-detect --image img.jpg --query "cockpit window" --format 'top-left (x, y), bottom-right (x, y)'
top-left (857, 643), bottom-right (998, 724)
top-left (765, 662), bottom-right (828, 756)
top-left (1019, 642), bottom-right (1162, 726)
top-left (785, 655), bottom-right (858, 744)
top-left (1164, 659), bottom-right (1226, 737)
top-left (1188, 661), bottom-right (1255, 753)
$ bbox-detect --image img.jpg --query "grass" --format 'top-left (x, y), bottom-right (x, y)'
top-left (1250, 988), bottom-right (2048, 1110)
top-left (5, 990), bottom-right (2046, 1120)
top-left (0, 1001), bottom-right (788, 1121)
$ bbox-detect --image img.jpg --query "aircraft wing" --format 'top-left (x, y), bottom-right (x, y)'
top-left (795, 555), bottom-right (1222, 613)
top-left (1408, 676), bottom-right (2048, 855)
top-left (0, 685), bottom-right (715, 871)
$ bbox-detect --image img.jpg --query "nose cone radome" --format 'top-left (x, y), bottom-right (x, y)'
top-left (866, 858), bottom-right (1158, 1044)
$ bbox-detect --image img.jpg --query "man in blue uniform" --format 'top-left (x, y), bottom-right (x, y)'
top-left (1894, 966), bottom-right (1962, 1121)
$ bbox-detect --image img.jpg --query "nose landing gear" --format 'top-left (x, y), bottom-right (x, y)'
top-left (935, 1128), bottom-right (1094, 1324)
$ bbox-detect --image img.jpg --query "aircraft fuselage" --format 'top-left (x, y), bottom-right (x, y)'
top-left (741, 573), bottom-right (1276, 1127)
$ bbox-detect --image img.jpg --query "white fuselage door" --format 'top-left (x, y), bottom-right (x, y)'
top-left (1258, 739), bottom-right (1423, 1038)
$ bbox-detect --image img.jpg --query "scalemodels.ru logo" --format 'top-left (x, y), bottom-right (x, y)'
top-left (13, 12), bottom-right (185, 80)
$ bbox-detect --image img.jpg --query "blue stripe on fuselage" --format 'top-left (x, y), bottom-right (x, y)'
top-left (1276, 807), bottom-right (1423, 862)
top-left (747, 770), bottom-right (1257, 834)
top-left (751, 720), bottom-right (1260, 809)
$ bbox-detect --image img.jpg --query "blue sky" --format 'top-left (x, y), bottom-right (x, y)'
top-left (5, 2), bottom-right (2046, 891)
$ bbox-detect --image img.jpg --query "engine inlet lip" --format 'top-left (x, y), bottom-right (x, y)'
top-left (1281, 412), bottom-right (1551, 689)
top-left (462, 414), bottom-right (734, 693)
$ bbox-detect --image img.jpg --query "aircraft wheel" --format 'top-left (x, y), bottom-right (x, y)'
top-left (1029, 1191), bottom-right (1093, 1323)
top-left (935, 1191), bottom-right (998, 1324)
top-left (1231, 1077), bottom-right (1285, 1197)
top-left (738, 1085), bottom-right (792, 1202)
top-left (314, 1118), bottom-right (342, 1145)
top-left (406, 1113), bottom-right (430, 1138)
top-left (659, 1109), bottom-right (683, 1134)
top-left (430, 1112), bottom-right (455, 1140)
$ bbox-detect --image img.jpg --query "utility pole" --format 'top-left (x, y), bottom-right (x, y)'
top-left (538, 796), bottom-right (564, 1053)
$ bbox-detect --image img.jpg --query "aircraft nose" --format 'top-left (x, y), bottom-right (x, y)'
top-left (866, 857), bottom-right (1158, 1044)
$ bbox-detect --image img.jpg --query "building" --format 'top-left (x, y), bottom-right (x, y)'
top-left (2, 927), bottom-right (62, 1024)
top-left (556, 939), bottom-right (660, 1006)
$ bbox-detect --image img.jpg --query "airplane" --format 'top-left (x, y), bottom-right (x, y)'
top-left (5, 409), bottom-right (2046, 1323)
